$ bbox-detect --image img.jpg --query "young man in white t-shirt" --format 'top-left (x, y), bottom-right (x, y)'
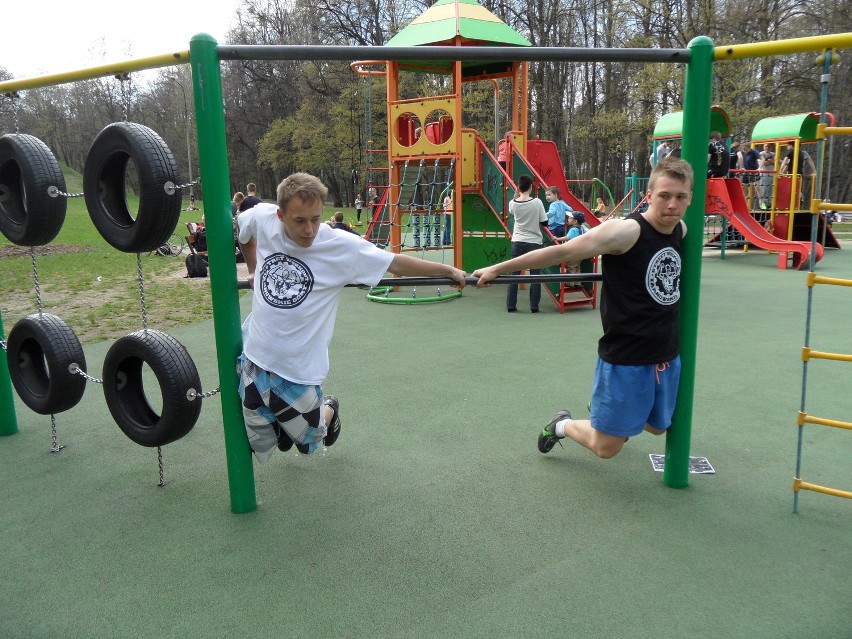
top-left (237, 173), bottom-right (466, 462)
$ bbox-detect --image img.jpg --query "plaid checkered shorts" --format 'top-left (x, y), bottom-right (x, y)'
top-left (237, 354), bottom-right (326, 462)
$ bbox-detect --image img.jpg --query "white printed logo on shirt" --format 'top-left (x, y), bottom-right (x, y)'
top-left (259, 253), bottom-right (314, 308)
top-left (645, 247), bottom-right (680, 305)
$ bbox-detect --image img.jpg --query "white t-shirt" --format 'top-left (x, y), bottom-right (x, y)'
top-left (509, 197), bottom-right (547, 244)
top-left (238, 203), bottom-right (394, 384)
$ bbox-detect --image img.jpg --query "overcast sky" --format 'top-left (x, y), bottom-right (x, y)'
top-left (1, 0), bottom-right (239, 80)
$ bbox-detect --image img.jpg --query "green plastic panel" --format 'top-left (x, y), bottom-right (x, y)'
top-left (653, 105), bottom-right (730, 139)
top-left (461, 192), bottom-right (511, 273)
top-left (751, 113), bottom-right (822, 143)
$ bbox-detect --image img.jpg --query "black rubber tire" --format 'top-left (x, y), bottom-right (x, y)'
top-left (83, 122), bottom-right (182, 253)
top-left (0, 134), bottom-right (67, 246)
top-left (6, 313), bottom-right (87, 415)
top-left (102, 329), bottom-right (201, 447)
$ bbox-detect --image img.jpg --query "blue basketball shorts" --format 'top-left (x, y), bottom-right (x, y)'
top-left (589, 356), bottom-right (681, 438)
top-left (237, 354), bottom-right (326, 462)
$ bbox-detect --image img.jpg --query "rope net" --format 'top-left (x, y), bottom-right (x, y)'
top-left (365, 158), bottom-right (458, 303)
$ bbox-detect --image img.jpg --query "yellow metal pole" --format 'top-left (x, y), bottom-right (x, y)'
top-left (715, 33), bottom-right (852, 60)
top-left (821, 126), bottom-right (852, 136)
top-left (793, 478), bottom-right (852, 499)
top-left (0, 52), bottom-right (190, 94)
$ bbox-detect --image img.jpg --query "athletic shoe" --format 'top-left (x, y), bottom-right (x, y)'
top-left (323, 395), bottom-right (342, 447)
top-left (538, 409), bottom-right (571, 454)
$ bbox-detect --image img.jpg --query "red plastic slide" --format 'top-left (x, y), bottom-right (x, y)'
top-left (524, 139), bottom-right (600, 227)
top-left (705, 178), bottom-right (823, 270)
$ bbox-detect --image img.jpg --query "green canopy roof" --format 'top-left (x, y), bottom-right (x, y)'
top-left (652, 106), bottom-right (731, 139)
top-left (386, 0), bottom-right (531, 75)
top-left (750, 113), bottom-right (832, 143)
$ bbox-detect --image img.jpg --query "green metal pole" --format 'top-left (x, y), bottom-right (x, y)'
top-left (630, 172), bottom-right (638, 212)
top-left (190, 33), bottom-right (257, 513)
top-left (0, 310), bottom-right (19, 436)
top-left (663, 35), bottom-right (714, 488)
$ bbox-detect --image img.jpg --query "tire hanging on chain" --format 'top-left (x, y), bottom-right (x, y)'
top-left (6, 313), bottom-right (87, 415)
top-left (84, 122), bottom-right (182, 253)
top-left (102, 329), bottom-right (202, 447)
top-left (0, 134), bottom-right (67, 246)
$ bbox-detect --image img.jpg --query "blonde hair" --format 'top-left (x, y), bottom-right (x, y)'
top-left (649, 157), bottom-right (694, 190)
top-left (276, 173), bottom-right (329, 213)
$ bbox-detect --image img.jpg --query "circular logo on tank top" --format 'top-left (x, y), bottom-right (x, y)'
top-left (259, 252), bottom-right (314, 308)
top-left (645, 247), bottom-right (680, 305)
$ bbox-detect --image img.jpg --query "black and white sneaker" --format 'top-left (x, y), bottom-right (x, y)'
top-left (323, 396), bottom-right (341, 447)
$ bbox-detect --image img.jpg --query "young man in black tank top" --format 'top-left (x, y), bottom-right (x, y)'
top-left (473, 158), bottom-right (693, 460)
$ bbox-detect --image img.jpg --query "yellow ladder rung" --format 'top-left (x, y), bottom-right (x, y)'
top-left (793, 477), bottom-right (852, 499)
top-left (797, 411), bottom-right (852, 430)
top-left (802, 347), bottom-right (852, 362)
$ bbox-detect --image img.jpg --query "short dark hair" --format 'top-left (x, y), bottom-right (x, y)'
top-left (517, 174), bottom-right (534, 193)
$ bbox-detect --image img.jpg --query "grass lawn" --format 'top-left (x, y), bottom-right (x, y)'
top-left (0, 165), bottom-right (362, 343)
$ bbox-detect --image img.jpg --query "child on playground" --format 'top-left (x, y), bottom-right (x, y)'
top-left (474, 157), bottom-right (692, 460)
top-left (331, 211), bottom-right (360, 236)
top-left (556, 211), bottom-right (586, 273)
top-left (354, 195), bottom-right (364, 226)
top-left (594, 197), bottom-right (607, 218)
top-left (236, 172), bottom-right (466, 462)
top-left (497, 132), bottom-right (512, 172)
top-left (545, 186), bottom-right (572, 238)
top-left (442, 192), bottom-right (453, 245)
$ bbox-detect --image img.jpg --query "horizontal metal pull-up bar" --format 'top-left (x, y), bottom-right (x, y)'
top-left (216, 45), bottom-right (689, 64)
top-left (235, 273), bottom-right (603, 290)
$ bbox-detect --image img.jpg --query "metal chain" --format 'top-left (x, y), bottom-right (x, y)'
top-left (8, 92), bottom-right (20, 133)
top-left (49, 414), bottom-right (65, 453)
top-left (164, 178), bottom-right (200, 196)
top-left (30, 247), bottom-right (43, 315)
top-left (116, 73), bottom-right (131, 121)
top-left (68, 362), bottom-right (103, 384)
top-left (157, 446), bottom-right (165, 487)
top-left (47, 186), bottom-right (84, 198)
top-left (175, 178), bottom-right (199, 190)
top-left (186, 386), bottom-right (221, 401)
top-left (136, 253), bottom-right (148, 330)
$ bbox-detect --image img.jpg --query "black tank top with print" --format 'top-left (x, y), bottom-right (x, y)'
top-left (598, 212), bottom-right (683, 365)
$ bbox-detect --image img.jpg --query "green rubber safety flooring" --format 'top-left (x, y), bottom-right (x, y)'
top-left (2, 243), bottom-right (850, 639)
